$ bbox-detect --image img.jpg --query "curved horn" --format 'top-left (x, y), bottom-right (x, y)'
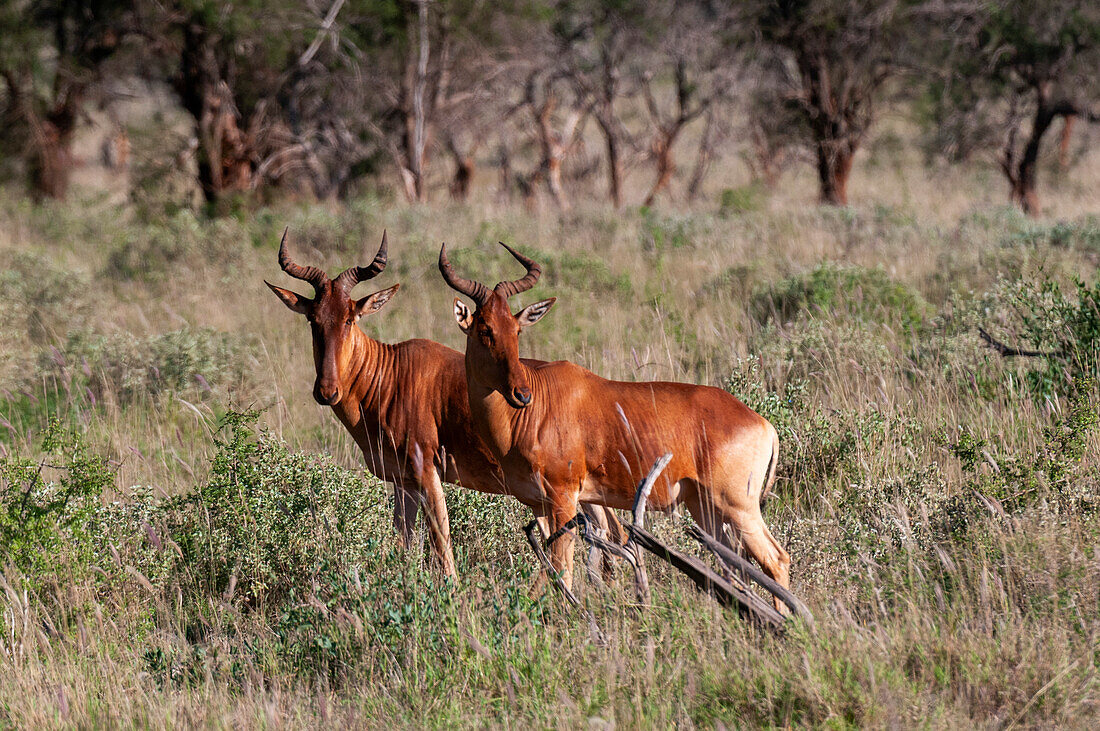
top-left (335, 230), bottom-right (389, 291)
top-left (278, 228), bottom-right (327, 291)
top-left (494, 242), bottom-right (542, 299)
top-left (438, 244), bottom-right (491, 305)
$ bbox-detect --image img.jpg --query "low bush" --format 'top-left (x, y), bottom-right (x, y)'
top-left (0, 251), bottom-right (91, 344)
top-left (638, 208), bottom-right (706, 253)
top-left (168, 410), bottom-right (389, 606)
top-left (0, 420), bottom-right (113, 584)
top-left (719, 182), bottom-right (768, 216)
top-left (751, 263), bottom-right (930, 333)
top-left (948, 382), bottom-right (1099, 518)
top-left (996, 276), bottom-right (1100, 398)
top-left (103, 211), bottom-right (244, 284)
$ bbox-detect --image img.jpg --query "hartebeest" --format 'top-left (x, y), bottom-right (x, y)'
top-left (267, 230), bottom-right (622, 579)
top-left (439, 243), bottom-right (791, 610)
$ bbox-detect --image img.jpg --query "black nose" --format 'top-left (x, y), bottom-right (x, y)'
top-left (314, 385), bottom-right (339, 405)
top-left (512, 388), bottom-right (532, 406)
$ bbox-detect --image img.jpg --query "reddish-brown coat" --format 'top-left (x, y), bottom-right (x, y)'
top-left (269, 233), bottom-right (622, 579)
top-left (442, 245), bottom-right (791, 609)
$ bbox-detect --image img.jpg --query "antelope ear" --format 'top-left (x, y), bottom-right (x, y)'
top-left (266, 281), bottom-right (311, 315)
top-left (516, 298), bottom-right (555, 328)
top-left (453, 297), bottom-right (473, 334)
top-left (355, 283), bottom-right (401, 319)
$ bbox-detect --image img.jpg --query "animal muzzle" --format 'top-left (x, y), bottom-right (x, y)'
top-left (314, 381), bottom-right (341, 406)
top-left (506, 386), bottom-right (532, 409)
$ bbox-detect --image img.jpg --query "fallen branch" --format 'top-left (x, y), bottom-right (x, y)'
top-left (626, 454), bottom-right (673, 602)
top-left (573, 512), bottom-right (650, 604)
top-left (522, 519), bottom-right (606, 644)
top-left (978, 327), bottom-right (1054, 358)
top-left (630, 452), bottom-right (673, 530)
top-left (628, 523), bottom-right (785, 630)
top-left (624, 454), bottom-right (786, 630)
top-left (522, 519), bottom-right (580, 608)
top-left (687, 523), bottom-right (814, 627)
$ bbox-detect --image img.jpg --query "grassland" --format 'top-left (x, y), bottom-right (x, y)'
top-left (1, 138), bottom-right (1099, 728)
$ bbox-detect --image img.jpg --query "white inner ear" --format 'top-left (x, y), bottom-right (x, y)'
top-left (453, 298), bottom-right (473, 333)
top-left (356, 284), bottom-right (400, 319)
top-left (517, 298), bottom-right (555, 328)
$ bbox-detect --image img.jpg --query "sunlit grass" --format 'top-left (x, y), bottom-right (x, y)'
top-left (1, 141), bottom-right (1099, 727)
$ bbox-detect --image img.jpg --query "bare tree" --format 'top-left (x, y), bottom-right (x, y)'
top-left (742, 0), bottom-right (913, 206)
top-left (925, 0), bottom-right (1100, 215)
top-left (552, 0), bottom-right (648, 208)
top-left (517, 70), bottom-right (591, 210)
top-left (639, 2), bottom-right (733, 206)
top-left (0, 0), bottom-right (134, 199)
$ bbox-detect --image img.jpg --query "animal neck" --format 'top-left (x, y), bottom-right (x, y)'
top-left (333, 326), bottom-right (392, 425)
top-left (464, 351), bottom-right (537, 456)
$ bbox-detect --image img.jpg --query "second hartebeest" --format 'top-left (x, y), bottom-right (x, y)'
top-left (267, 230), bottom-right (622, 579)
top-left (439, 243), bottom-right (792, 610)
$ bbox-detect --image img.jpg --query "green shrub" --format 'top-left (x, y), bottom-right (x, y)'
top-left (948, 382), bottom-right (1099, 517)
top-left (752, 263), bottom-right (930, 333)
top-left (272, 560), bottom-right (459, 683)
top-left (723, 355), bottom-right (807, 444)
top-left (1003, 216), bottom-right (1100, 251)
top-left (0, 420), bottom-right (113, 583)
top-left (638, 208), bottom-right (701, 252)
top-left (719, 182), bottom-right (767, 216)
top-left (1014, 277), bottom-right (1100, 397)
top-left (104, 211), bottom-right (244, 284)
top-left (169, 410), bottom-right (388, 606)
top-left (0, 252), bottom-right (91, 343)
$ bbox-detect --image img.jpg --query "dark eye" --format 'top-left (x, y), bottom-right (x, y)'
top-left (479, 328), bottom-right (493, 342)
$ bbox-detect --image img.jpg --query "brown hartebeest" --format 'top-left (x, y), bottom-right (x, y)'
top-left (439, 243), bottom-right (791, 610)
top-left (267, 230), bottom-right (622, 579)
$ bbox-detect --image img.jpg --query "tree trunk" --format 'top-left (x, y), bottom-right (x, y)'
top-left (176, 17), bottom-right (254, 204)
top-left (496, 141), bottom-right (514, 202)
top-left (644, 130), bottom-right (676, 206)
top-left (409, 0), bottom-right (430, 203)
top-left (686, 109), bottom-right (716, 201)
top-left (1009, 84), bottom-right (1058, 217)
top-left (29, 117), bottom-right (75, 200)
top-left (196, 83), bottom-right (253, 202)
top-left (534, 98), bottom-right (570, 211)
top-left (450, 155), bottom-right (473, 201)
top-left (1058, 114), bottom-right (1076, 169)
top-left (597, 116), bottom-right (622, 209)
top-left (816, 141), bottom-right (854, 206)
top-left (546, 156), bottom-right (568, 210)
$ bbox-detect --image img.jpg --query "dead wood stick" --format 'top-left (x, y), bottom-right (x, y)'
top-left (626, 454), bottom-right (672, 603)
top-left (523, 519), bottom-right (581, 607)
top-left (631, 453), bottom-right (674, 530)
top-left (574, 512), bottom-right (650, 604)
top-left (628, 524), bottom-right (786, 630)
top-left (687, 523), bottom-right (814, 627)
top-left (522, 519), bottom-right (606, 644)
top-left (978, 327), bottom-right (1055, 358)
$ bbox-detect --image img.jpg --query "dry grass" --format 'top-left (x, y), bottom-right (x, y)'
top-left (0, 125), bottom-right (1099, 728)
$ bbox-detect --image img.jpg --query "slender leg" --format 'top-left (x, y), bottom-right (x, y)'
top-left (734, 511), bottom-right (791, 614)
top-left (547, 490), bottom-right (580, 592)
top-left (419, 466), bottom-right (457, 579)
top-left (582, 505), bottom-right (608, 586)
top-left (393, 483), bottom-right (420, 550)
top-left (686, 491), bottom-right (750, 586)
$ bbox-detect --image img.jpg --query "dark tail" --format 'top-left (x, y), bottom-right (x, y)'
top-left (760, 427), bottom-right (779, 504)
